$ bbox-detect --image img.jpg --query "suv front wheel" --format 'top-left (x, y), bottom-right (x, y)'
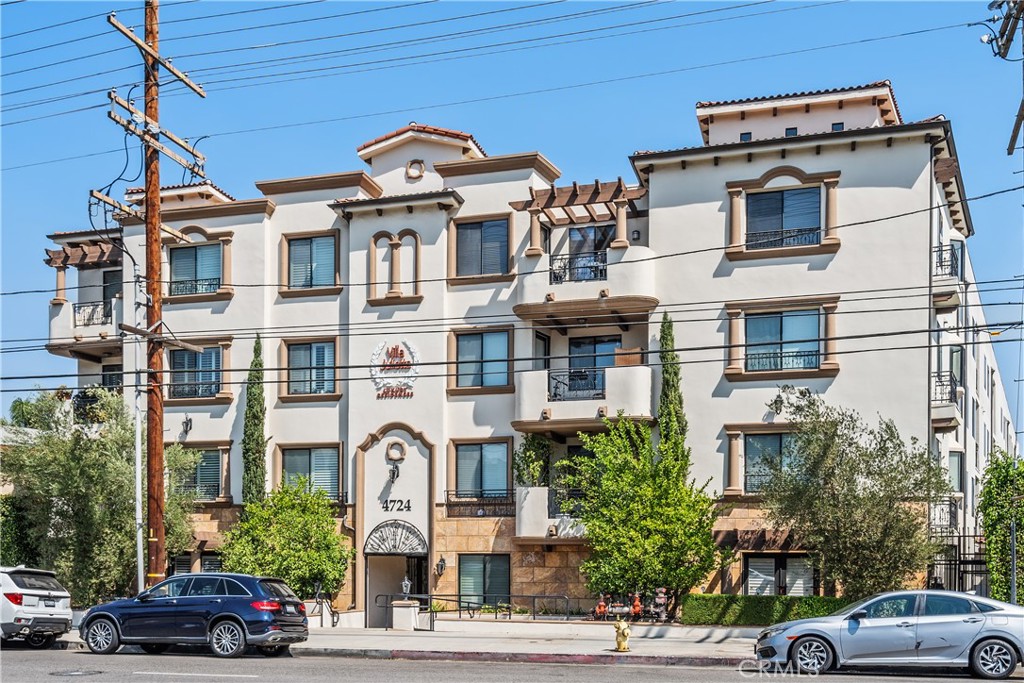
top-left (209, 620), bottom-right (246, 658)
top-left (84, 619), bottom-right (120, 655)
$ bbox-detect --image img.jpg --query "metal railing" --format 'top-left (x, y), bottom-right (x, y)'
top-left (933, 245), bottom-right (961, 279)
top-left (169, 277), bottom-right (221, 296)
top-left (74, 300), bottom-right (112, 327)
top-left (168, 380), bottom-right (221, 399)
top-left (374, 592), bottom-right (571, 631)
top-left (547, 487), bottom-right (584, 517)
top-left (445, 489), bottom-right (515, 517)
top-left (548, 368), bottom-right (605, 401)
top-left (932, 371), bottom-right (959, 404)
top-left (930, 498), bottom-right (960, 531)
top-left (744, 349), bottom-right (820, 372)
top-left (550, 250), bottom-right (607, 284)
top-left (744, 472), bottom-right (770, 494)
top-left (746, 227), bottom-right (821, 250)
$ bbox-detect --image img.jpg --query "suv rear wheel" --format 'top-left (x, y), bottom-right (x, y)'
top-left (84, 618), bottom-right (120, 655)
top-left (25, 634), bottom-right (55, 650)
top-left (209, 620), bottom-right (246, 658)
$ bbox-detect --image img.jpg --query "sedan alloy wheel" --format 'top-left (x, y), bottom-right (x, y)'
top-left (972, 639), bottom-right (1017, 680)
top-left (793, 636), bottom-right (833, 674)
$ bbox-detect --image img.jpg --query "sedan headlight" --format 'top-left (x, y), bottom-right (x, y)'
top-left (759, 625), bottom-right (790, 640)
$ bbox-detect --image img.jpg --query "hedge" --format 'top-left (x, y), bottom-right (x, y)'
top-left (675, 594), bottom-right (851, 626)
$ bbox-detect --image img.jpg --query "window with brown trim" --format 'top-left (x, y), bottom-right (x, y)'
top-left (280, 231), bottom-right (341, 298)
top-left (448, 214), bottom-right (515, 284)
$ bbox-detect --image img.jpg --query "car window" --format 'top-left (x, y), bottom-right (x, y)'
top-left (224, 580), bottom-right (249, 596)
top-left (7, 572), bottom-right (65, 592)
top-left (866, 595), bottom-right (915, 619)
top-left (149, 578), bottom-right (189, 599)
top-left (974, 601), bottom-right (1001, 613)
top-left (259, 580), bottom-right (298, 599)
top-left (187, 577), bottom-right (223, 597)
top-left (924, 595), bottom-right (975, 616)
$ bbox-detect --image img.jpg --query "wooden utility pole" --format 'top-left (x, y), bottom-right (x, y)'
top-left (143, 0), bottom-right (165, 587)
top-left (101, 0), bottom-right (206, 588)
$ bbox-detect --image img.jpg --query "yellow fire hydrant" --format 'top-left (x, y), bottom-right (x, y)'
top-left (614, 617), bottom-right (631, 652)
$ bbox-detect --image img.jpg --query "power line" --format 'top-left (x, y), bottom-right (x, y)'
top-left (3, 325), bottom-right (1020, 393)
top-left (2, 183), bottom-right (1019, 298)
top-left (0, 0), bottom-right (192, 40)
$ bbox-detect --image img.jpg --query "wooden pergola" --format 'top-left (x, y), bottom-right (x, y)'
top-left (509, 178), bottom-right (647, 255)
top-left (44, 238), bottom-right (123, 302)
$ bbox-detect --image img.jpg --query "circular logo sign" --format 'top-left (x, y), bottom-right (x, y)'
top-left (370, 340), bottom-right (419, 399)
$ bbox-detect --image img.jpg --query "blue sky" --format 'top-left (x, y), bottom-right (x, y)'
top-left (1, 0), bottom-right (1022, 419)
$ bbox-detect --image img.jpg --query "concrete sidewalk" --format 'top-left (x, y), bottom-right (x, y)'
top-left (292, 621), bottom-right (758, 667)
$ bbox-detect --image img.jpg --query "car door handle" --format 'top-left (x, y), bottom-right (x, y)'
top-left (963, 617), bottom-right (984, 623)
top-left (167, 600), bottom-right (177, 605)
top-left (210, 599), bottom-right (223, 603)
top-left (897, 622), bottom-right (914, 628)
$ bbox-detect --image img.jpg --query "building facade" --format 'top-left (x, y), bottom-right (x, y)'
top-left (43, 81), bottom-right (1015, 619)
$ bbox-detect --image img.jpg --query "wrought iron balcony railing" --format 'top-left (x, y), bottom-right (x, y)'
top-left (744, 472), bottom-right (771, 494)
top-left (930, 498), bottom-right (960, 531)
top-left (746, 227), bottom-right (821, 250)
top-left (744, 349), bottom-right (820, 372)
top-left (168, 381), bottom-right (221, 399)
top-left (547, 487), bottom-right (584, 517)
top-left (445, 489), bottom-right (515, 517)
top-left (933, 245), bottom-right (961, 280)
top-left (932, 371), bottom-right (959, 404)
top-left (549, 250), bottom-right (607, 284)
top-left (74, 300), bottom-right (112, 327)
top-left (548, 368), bottom-right (606, 401)
top-left (169, 277), bottom-right (221, 296)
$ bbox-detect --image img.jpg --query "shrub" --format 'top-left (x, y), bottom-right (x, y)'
top-left (675, 594), bottom-right (850, 626)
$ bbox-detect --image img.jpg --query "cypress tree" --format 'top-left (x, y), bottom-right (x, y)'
top-left (241, 335), bottom-right (267, 505)
top-left (658, 312), bottom-right (688, 446)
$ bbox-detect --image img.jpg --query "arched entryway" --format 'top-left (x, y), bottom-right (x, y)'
top-left (364, 520), bottom-right (429, 628)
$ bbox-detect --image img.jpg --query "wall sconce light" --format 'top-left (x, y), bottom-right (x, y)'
top-left (631, 229), bottom-right (641, 241)
top-left (435, 557), bottom-right (446, 577)
top-left (389, 463), bottom-right (400, 482)
top-left (182, 414), bottom-right (193, 436)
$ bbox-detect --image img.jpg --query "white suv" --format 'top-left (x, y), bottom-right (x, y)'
top-left (1, 566), bottom-right (73, 649)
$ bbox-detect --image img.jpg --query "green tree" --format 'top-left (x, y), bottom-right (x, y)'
top-left (0, 389), bottom-right (199, 605)
top-left (513, 433), bottom-right (553, 487)
top-left (760, 388), bottom-right (950, 598)
top-left (657, 312), bottom-right (688, 447)
top-left (561, 417), bottom-right (726, 616)
top-left (979, 449), bottom-right (1024, 602)
top-left (241, 334), bottom-right (267, 505)
top-left (220, 479), bottom-right (353, 599)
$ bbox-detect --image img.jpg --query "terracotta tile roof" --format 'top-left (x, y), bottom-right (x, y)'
top-left (696, 80), bottom-right (893, 109)
top-left (124, 179), bottom-right (236, 201)
top-left (332, 188), bottom-right (463, 207)
top-left (356, 123), bottom-right (485, 156)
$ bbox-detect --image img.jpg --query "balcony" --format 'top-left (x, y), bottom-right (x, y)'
top-left (169, 277), bottom-right (221, 297)
top-left (514, 247), bottom-right (658, 328)
top-left (932, 245), bottom-right (962, 311)
top-left (512, 365), bottom-right (653, 435)
top-left (168, 381), bottom-right (221, 400)
top-left (514, 486), bottom-right (585, 542)
top-left (930, 497), bottom-right (960, 533)
top-left (746, 227), bottom-right (821, 250)
top-left (48, 297), bottom-right (123, 362)
top-left (745, 350), bottom-right (820, 373)
top-left (445, 490), bottom-right (515, 518)
top-left (931, 371), bottom-right (963, 432)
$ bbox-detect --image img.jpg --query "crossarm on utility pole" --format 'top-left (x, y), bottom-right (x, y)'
top-left (89, 190), bottom-right (188, 242)
top-left (108, 91), bottom-right (205, 164)
top-left (107, 110), bottom-right (206, 178)
top-left (107, 13), bottom-right (205, 98)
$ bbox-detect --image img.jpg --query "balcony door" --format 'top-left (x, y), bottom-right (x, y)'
top-left (565, 335), bottom-right (621, 397)
top-left (567, 225), bottom-right (614, 282)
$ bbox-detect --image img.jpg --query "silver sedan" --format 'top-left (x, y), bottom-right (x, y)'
top-left (755, 590), bottom-right (1024, 679)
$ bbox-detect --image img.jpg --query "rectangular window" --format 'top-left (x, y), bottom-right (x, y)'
top-left (169, 347), bottom-right (221, 398)
top-left (184, 450), bottom-right (222, 501)
top-left (744, 555), bottom-right (813, 596)
top-left (785, 127), bottom-right (798, 137)
top-left (740, 132), bottom-right (752, 142)
top-left (172, 555), bottom-right (192, 575)
top-left (745, 310), bottom-right (819, 372)
top-left (533, 333), bottom-right (550, 371)
top-left (289, 235), bottom-right (336, 289)
top-left (456, 442), bottom-right (509, 497)
top-left (456, 331), bottom-right (509, 387)
top-left (458, 554), bottom-right (510, 606)
top-left (102, 269), bottom-right (122, 302)
top-left (170, 244), bottom-right (221, 295)
top-left (743, 433), bottom-right (797, 493)
top-left (949, 451), bottom-right (963, 492)
top-left (101, 363), bottom-right (123, 389)
top-left (282, 447), bottom-right (339, 499)
top-left (456, 219), bottom-right (509, 277)
top-left (553, 225), bottom-right (613, 283)
top-left (831, 122), bottom-right (844, 132)
top-left (746, 188), bottom-right (821, 249)
top-left (200, 554), bottom-right (222, 573)
top-left (288, 342), bottom-right (336, 395)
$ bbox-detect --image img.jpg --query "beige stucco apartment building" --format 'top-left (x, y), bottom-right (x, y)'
top-left (44, 81), bottom-right (1016, 622)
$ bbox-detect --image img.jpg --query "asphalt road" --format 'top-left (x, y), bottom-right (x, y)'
top-left (3, 647), bottom-right (1022, 683)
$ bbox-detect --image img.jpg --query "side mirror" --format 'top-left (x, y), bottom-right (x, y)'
top-left (137, 591), bottom-right (153, 602)
top-left (848, 609), bottom-right (867, 621)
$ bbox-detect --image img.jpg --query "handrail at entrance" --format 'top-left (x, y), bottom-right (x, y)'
top-left (373, 592), bottom-right (571, 631)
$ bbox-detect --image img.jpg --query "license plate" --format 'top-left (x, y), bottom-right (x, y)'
top-left (44, 600), bottom-right (55, 607)
top-left (284, 605), bottom-right (296, 614)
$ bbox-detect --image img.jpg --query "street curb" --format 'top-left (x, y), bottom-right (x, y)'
top-left (291, 647), bottom-right (747, 667)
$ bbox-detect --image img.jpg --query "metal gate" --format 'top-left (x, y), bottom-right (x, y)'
top-left (928, 533), bottom-right (990, 596)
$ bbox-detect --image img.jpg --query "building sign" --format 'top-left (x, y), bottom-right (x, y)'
top-left (370, 340), bottom-right (419, 399)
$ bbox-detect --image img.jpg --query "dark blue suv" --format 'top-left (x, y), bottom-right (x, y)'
top-left (80, 573), bottom-right (308, 658)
